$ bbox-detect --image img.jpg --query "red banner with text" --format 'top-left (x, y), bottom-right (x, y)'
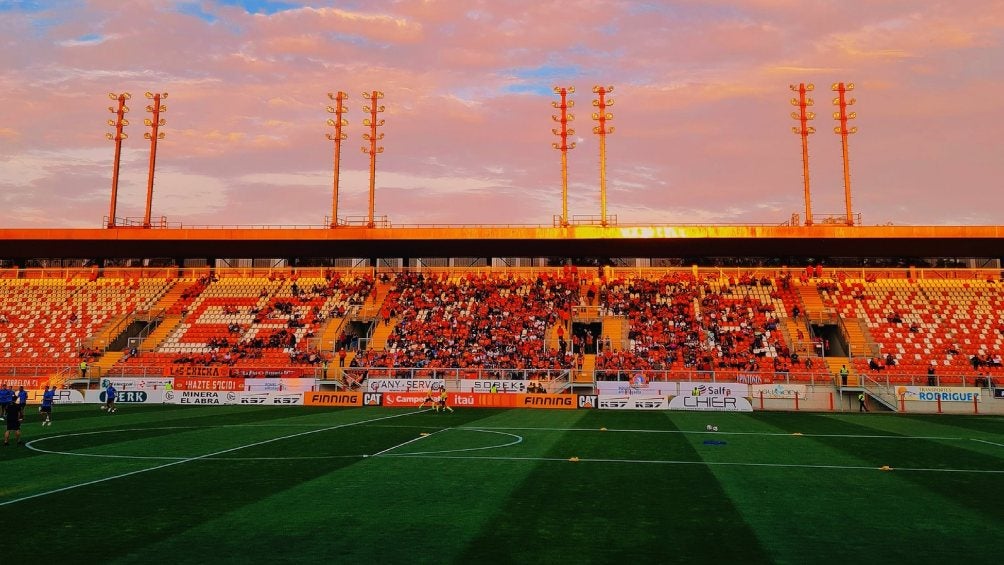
top-left (172, 377), bottom-right (245, 391)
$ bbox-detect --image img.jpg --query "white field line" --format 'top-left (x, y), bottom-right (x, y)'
top-left (971, 438), bottom-right (1004, 448)
top-left (381, 453), bottom-right (1004, 474)
top-left (392, 430), bottom-right (523, 456)
top-left (26, 427), bottom-right (521, 462)
top-left (2, 409), bottom-right (429, 507)
top-left (459, 426), bottom-right (966, 441)
top-left (370, 428), bottom-right (448, 457)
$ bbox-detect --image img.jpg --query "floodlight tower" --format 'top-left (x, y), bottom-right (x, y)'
top-left (105, 93), bottom-right (131, 228)
top-left (591, 85), bottom-right (614, 227)
top-left (142, 92), bottom-right (168, 228)
top-left (326, 91), bottom-right (349, 228)
top-left (552, 86), bottom-right (576, 227)
top-left (790, 83), bottom-right (816, 226)
top-left (361, 91), bottom-right (385, 229)
top-left (832, 82), bottom-right (858, 226)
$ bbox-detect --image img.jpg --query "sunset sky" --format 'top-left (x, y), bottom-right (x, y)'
top-left (1, 0), bottom-right (1002, 229)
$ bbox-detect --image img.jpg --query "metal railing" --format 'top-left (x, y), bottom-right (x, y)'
top-left (0, 364), bottom-right (76, 379)
top-left (860, 373), bottom-right (900, 410)
top-left (334, 367), bottom-right (832, 388)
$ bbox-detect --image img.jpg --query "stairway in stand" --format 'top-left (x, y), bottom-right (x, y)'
top-left (90, 351), bottom-right (125, 379)
top-left (359, 280), bottom-right (394, 318)
top-left (315, 316), bottom-right (344, 354)
top-left (148, 279), bottom-right (187, 311)
top-left (368, 318), bottom-right (398, 351)
top-left (600, 316), bottom-right (627, 351)
top-left (140, 315), bottom-right (182, 351)
top-left (88, 314), bottom-right (130, 350)
top-left (795, 281), bottom-right (826, 319)
top-left (841, 318), bottom-right (876, 359)
top-left (783, 318), bottom-right (811, 356)
top-left (824, 356), bottom-right (859, 387)
top-left (576, 354), bottom-right (595, 383)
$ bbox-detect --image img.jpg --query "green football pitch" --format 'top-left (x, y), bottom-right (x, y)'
top-left (2, 405), bottom-right (1002, 564)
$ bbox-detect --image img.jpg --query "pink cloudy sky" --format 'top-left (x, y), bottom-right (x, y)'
top-left (0, 0), bottom-right (1002, 229)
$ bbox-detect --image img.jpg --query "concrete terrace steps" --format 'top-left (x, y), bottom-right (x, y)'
top-left (796, 281), bottom-right (827, 318)
top-left (148, 279), bottom-right (187, 311)
top-left (783, 318), bottom-right (812, 355)
top-left (315, 316), bottom-right (345, 354)
top-left (140, 315), bottom-right (183, 351)
top-left (359, 281), bottom-right (394, 319)
top-left (842, 317), bottom-right (878, 358)
top-left (601, 316), bottom-right (627, 352)
top-left (576, 354), bottom-right (595, 382)
top-left (87, 313), bottom-right (131, 350)
top-left (825, 356), bottom-right (860, 387)
top-left (368, 318), bottom-right (398, 351)
top-left (90, 350), bottom-right (125, 378)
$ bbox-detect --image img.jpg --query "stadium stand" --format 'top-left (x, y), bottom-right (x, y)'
top-left (592, 270), bottom-right (829, 383)
top-left (1, 265), bottom-right (998, 391)
top-left (821, 276), bottom-right (1004, 387)
top-left (0, 273), bottom-right (172, 376)
top-left (114, 271), bottom-right (374, 376)
top-left (350, 270), bottom-right (580, 376)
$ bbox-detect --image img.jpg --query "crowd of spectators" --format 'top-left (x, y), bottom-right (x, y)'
top-left (352, 272), bottom-right (580, 373)
top-left (123, 273), bottom-right (373, 369)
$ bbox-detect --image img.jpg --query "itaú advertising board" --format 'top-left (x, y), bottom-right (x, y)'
top-left (378, 392), bottom-right (578, 409)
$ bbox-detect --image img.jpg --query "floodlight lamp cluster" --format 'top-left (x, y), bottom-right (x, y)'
top-left (105, 92), bottom-right (131, 141)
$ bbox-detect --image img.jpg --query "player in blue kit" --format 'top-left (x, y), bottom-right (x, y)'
top-left (40, 385), bottom-right (55, 426)
top-left (103, 383), bottom-right (117, 413)
top-left (15, 386), bottom-right (27, 422)
top-left (0, 384), bottom-right (11, 420)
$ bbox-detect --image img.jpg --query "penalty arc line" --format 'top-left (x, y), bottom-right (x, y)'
top-left (1, 409), bottom-right (430, 507)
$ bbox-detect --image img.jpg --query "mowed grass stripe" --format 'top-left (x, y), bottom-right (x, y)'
top-left (823, 413), bottom-right (1004, 460)
top-left (674, 412), bottom-right (945, 563)
top-left (693, 412), bottom-right (1002, 565)
top-left (114, 409), bottom-right (576, 564)
top-left (0, 406), bottom-right (269, 499)
top-left (3, 407), bottom-right (435, 562)
top-left (2, 406), bottom-right (415, 502)
top-left (458, 410), bottom-right (773, 564)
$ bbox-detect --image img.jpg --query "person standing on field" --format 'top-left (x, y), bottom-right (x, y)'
top-left (40, 385), bottom-right (55, 426)
top-left (858, 392), bottom-right (868, 412)
top-left (438, 390), bottom-right (454, 413)
top-left (0, 383), bottom-right (11, 420)
top-left (3, 401), bottom-right (22, 446)
top-left (15, 386), bottom-right (27, 422)
top-left (104, 383), bottom-right (117, 413)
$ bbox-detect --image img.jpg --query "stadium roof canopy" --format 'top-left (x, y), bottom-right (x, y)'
top-left (2, 224), bottom-right (1003, 260)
